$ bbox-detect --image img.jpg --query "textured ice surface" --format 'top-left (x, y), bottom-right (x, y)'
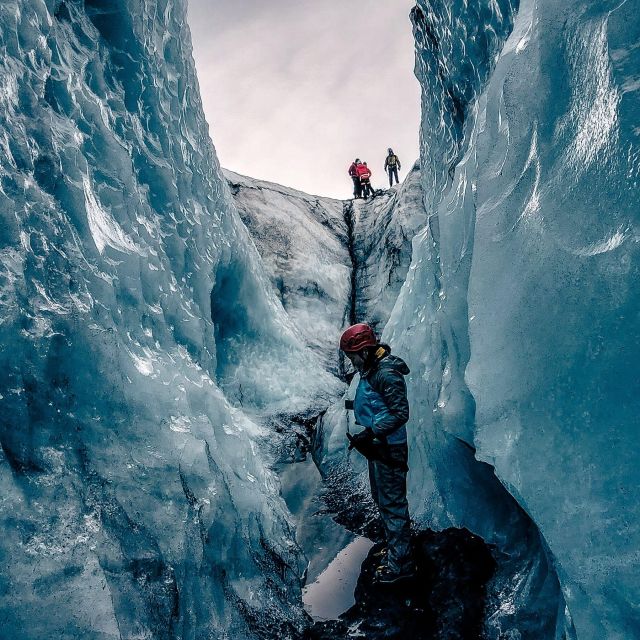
top-left (465, 1), bottom-right (640, 637)
top-left (350, 164), bottom-right (428, 334)
top-left (0, 1), bottom-right (340, 638)
top-left (380, 0), bottom-right (638, 638)
top-left (225, 170), bottom-right (350, 374)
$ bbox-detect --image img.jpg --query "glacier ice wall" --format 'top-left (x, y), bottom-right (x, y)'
top-left (465, 1), bottom-right (640, 636)
top-left (0, 1), bottom-right (340, 637)
top-left (382, 0), bottom-right (639, 637)
top-left (225, 170), bottom-right (350, 375)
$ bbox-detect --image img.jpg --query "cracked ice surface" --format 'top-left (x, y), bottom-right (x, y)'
top-left (0, 1), bottom-right (340, 638)
top-left (351, 164), bottom-right (428, 335)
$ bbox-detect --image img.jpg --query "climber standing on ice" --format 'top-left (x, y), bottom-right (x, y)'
top-left (340, 323), bottom-right (415, 584)
top-left (384, 148), bottom-right (401, 187)
top-left (356, 161), bottom-right (375, 199)
top-left (348, 158), bottom-right (362, 199)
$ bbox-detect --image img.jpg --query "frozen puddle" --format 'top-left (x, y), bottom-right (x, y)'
top-left (279, 458), bottom-right (374, 619)
top-left (302, 536), bottom-right (374, 620)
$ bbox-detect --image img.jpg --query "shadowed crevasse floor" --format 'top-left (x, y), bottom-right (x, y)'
top-left (306, 528), bottom-right (495, 640)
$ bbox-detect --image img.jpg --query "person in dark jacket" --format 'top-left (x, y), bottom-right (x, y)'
top-left (348, 158), bottom-right (362, 198)
top-left (384, 148), bottom-right (401, 187)
top-left (340, 323), bottom-right (414, 583)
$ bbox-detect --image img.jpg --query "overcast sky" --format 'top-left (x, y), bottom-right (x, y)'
top-left (187, 1), bottom-right (420, 199)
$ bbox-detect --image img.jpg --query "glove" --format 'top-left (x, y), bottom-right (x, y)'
top-left (347, 430), bottom-right (408, 471)
top-left (347, 429), bottom-right (375, 451)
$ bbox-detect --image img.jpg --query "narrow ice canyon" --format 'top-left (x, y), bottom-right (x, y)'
top-left (0, 1), bottom-right (637, 639)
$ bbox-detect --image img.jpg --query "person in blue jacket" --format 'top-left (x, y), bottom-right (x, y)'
top-left (340, 322), bottom-right (414, 583)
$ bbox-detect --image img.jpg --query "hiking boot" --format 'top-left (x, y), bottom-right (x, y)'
top-left (372, 546), bottom-right (388, 560)
top-left (374, 564), bottom-right (416, 585)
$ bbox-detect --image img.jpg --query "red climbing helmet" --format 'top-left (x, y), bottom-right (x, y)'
top-left (340, 323), bottom-right (377, 353)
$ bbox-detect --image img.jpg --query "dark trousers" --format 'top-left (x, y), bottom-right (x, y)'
top-left (361, 178), bottom-right (374, 198)
top-left (387, 166), bottom-right (399, 187)
top-left (368, 444), bottom-right (412, 573)
top-left (352, 176), bottom-right (362, 198)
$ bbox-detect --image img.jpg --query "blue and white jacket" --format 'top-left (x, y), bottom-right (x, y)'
top-left (353, 346), bottom-right (410, 445)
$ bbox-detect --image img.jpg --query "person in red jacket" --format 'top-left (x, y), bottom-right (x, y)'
top-left (348, 158), bottom-right (362, 199)
top-left (356, 161), bottom-right (375, 199)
